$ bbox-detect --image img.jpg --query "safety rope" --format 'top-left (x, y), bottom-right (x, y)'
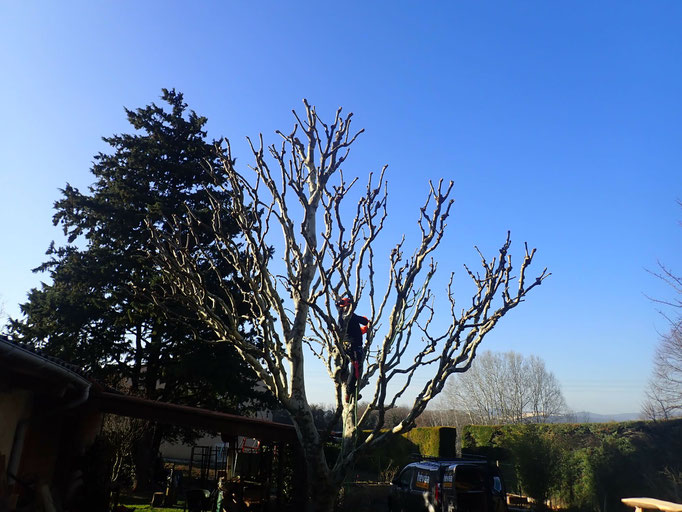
top-left (354, 383), bottom-right (358, 428)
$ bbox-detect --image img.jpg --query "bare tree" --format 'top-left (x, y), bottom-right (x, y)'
top-left (646, 201), bottom-right (682, 317)
top-left (100, 414), bottom-right (148, 487)
top-left (440, 350), bottom-right (566, 424)
top-left (643, 321), bottom-right (682, 420)
top-left (0, 296), bottom-right (6, 326)
top-left (149, 102), bottom-right (548, 511)
top-left (642, 203), bottom-right (681, 421)
top-left (527, 354), bottom-right (567, 421)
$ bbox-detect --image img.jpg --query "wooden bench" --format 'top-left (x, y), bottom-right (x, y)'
top-left (622, 498), bottom-right (682, 512)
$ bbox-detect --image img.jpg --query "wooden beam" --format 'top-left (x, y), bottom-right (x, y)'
top-left (88, 391), bottom-right (297, 443)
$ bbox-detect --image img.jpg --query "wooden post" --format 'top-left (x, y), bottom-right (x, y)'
top-left (225, 436), bottom-right (238, 479)
top-left (292, 442), bottom-right (307, 510)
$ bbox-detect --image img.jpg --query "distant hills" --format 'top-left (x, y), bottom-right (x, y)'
top-left (564, 411), bottom-right (641, 423)
top-left (418, 408), bottom-right (644, 426)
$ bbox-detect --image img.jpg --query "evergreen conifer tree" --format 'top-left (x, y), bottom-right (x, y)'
top-left (9, 89), bottom-right (264, 489)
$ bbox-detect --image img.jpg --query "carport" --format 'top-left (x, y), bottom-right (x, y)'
top-left (0, 335), bottom-right (306, 511)
top-left (88, 388), bottom-right (305, 510)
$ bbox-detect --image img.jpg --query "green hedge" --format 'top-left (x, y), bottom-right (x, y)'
top-left (461, 420), bottom-right (682, 512)
top-left (404, 427), bottom-right (457, 458)
top-left (330, 420), bottom-right (682, 509)
top-left (329, 427), bottom-right (458, 477)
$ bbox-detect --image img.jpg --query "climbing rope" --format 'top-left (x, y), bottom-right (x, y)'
top-left (354, 383), bottom-right (358, 428)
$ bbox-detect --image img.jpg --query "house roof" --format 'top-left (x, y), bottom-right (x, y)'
top-left (1, 335), bottom-right (297, 444)
top-left (0, 335), bottom-right (92, 397)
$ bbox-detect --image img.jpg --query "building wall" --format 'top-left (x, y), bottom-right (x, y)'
top-left (19, 411), bottom-right (65, 483)
top-left (161, 433), bottom-right (225, 461)
top-left (0, 389), bottom-right (32, 469)
top-left (18, 403), bottom-right (103, 487)
top-left (159, 409), bottom-right (274, 462)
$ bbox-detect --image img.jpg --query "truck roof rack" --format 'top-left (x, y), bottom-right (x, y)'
top-left (459, 453), bottom-right (489, 460)
top-left (418, 455), bottom-right (489, 463)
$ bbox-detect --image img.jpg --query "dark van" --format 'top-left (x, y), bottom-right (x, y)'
top-left (441, 462), bottom-right (507, 512)
top-left (388, 458), bottom-right (507, 512)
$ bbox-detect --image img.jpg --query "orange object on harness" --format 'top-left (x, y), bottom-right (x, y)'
top-left (360, 316), bottom-right (369, 335)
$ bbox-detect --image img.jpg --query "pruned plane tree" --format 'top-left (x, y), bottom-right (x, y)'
top-left (149, 100), bottom-right (549, 512)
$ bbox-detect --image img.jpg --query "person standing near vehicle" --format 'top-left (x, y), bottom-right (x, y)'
top-left (336, 297), bottom-right (370, 402)
top-left (215, 471), bottom-right (227, 512)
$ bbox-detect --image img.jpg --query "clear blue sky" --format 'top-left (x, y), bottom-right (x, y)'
top-left (1, 2), bottom-right (681, 415)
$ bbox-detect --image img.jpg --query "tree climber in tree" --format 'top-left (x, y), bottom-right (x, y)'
top-left (336, 297), bottom-right (370, 403)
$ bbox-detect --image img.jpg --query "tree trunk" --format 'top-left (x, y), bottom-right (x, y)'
top-left (289, 411), bottom-right (346, 512)
top-left (308, 477), bottom-right (340, 512)
top-left (304, 412), bottom-right (358, 511)
top-left (296, 438), bottom-right (336, 511)
top-left (131, 423), bottom-right (163, 491)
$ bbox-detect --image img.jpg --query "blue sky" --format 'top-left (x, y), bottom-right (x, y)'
top-left (1, 2), bottom-right (681, 414)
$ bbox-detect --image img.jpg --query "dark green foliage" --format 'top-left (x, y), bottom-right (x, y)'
top-left (508, 425), bottom-right (560, 508)
top-left (639, 420), bottom-right (682, 502)
top-left (353, 433), bottom-right (419, 475)
top-left (342, 427), bottom-right (457, 477)
top-left (460, 425), bottom-right (513, 463)
top-left (8, 90), bottom-right (269, 487)
top-left (461, 419), bottom-right (682, 512)
top-left (584, 437), bottom-right (641, 512)
top-left (327, 420), bottom-right (681, 508)
top-left (11, 89), bottom-right (262, 408)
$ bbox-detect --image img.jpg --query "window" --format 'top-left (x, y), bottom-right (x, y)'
top-left (492, 476), bottom-right (502, 494)
top-left (456, 466), bottom-right (485, 491)
top-left (399, 468), bottom-right (414, 487)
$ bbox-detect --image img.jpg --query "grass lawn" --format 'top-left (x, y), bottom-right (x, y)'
top-left (117, 493), bottom-right (186, 511)
top-left (118, 506), bottom-right (181, 512)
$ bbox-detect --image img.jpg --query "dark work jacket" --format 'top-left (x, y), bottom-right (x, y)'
top-left (338, 312), bottom-right (369, 355)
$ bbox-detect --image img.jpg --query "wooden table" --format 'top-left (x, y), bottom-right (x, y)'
top-left (622, 498), bottom-right (682, 512)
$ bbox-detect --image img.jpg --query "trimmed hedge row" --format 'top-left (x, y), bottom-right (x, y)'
top-left (330, 419), bottom-right (682, 512)
top-left (404, 426), bottom-right (457, 458)
top-left (461, 420), bottom-right (682, 512)
top-left (329, 427), bottom-right (458, 477)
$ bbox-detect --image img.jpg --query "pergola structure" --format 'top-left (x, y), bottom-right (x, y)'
top-left (89, 388), bottom-right (305, 509)
top-left (89, 390), bottom-right (297, 443)
top-left (0, 335), bottom-right (305, 511)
